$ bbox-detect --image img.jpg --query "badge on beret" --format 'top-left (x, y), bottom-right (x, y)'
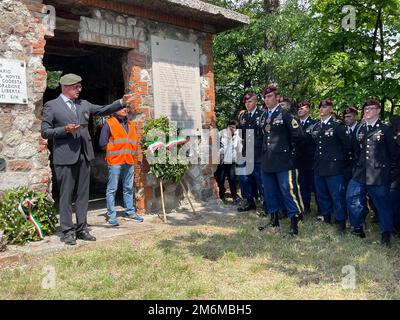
top-left (291, 119), bottom-right (299, 129)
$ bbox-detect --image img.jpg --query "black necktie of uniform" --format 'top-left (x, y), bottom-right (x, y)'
top-left (367, 125), bottom-right (373, 132)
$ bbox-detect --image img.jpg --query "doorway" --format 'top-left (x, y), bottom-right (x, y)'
top-left (43, 37), bottom-right (127, 202)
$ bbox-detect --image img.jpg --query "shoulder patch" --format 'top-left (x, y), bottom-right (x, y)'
top-left (292, 118), bottom-right (299, 129)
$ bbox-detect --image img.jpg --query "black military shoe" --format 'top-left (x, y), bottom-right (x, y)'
top-left (381, 232), bottom-right (391, 247)
top-left (237, 200), bottom-right (256, 212)
top-left (76, 230), bottom-right (96, 241)
top-left (258, 212), bottom-right (280, 231)
top-left (337, 220), bottom-right (346, 235)
top-left (351, 227), bottom-right (366, 238)
top-left (323, 214), bottom-right (332, 224)
top-left (61, 233), bottom-right (76, 246)
top-left (289, 215), bottom-right (300, 236)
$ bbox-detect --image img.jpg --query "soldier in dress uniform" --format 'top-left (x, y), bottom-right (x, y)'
top-left (310, 99), bottom-right (352, 234)
top-left (236, 92), bottom-right (264, 212)
top-left (347, 99), bottom-right (399, 246)
top-left (258, 85), bottom-right (305, 236)
top-left (295, 100), bottom-right (318, 214)
top-left (343, 106), bottom-right (360, 184)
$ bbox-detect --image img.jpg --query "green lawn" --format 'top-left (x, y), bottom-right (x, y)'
top-left (1, 210), bottom-right (400, 299)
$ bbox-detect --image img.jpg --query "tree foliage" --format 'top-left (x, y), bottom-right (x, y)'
top-left (210, 0), bottom-right (400, 128)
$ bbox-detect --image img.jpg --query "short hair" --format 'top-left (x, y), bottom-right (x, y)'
top-left (242, 92), bottom-right (257, 104)
top-left (363, 99), bottom-right (380, 109)
top-left (227, 120), bottom-right (238, 128)
top-left (319, 99), bottom-right (333, 108)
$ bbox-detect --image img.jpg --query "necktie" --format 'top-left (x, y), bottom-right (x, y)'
top-left (68, 100), bottom-right (77, 115)
top-left (367, 125), bottom-right (372, 132)
top-left (268, 110), bottom-right (273, 118)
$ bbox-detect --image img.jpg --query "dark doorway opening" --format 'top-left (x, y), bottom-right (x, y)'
top-left (43, 37), bottom-right (127, 203)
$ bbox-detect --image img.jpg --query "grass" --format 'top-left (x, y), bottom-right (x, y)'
top-left (1, 209), bottom-right (400, 299)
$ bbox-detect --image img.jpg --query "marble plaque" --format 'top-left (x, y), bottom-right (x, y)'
top-left (151, 36), bottom-right (202, 133)
top-left (0, 58), bottom-right (28, 104)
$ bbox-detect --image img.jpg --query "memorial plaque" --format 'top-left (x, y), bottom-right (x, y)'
top-left (151, 36), bottom-right (202, 133)
top-left (0, 58), bottom-right (28, 104)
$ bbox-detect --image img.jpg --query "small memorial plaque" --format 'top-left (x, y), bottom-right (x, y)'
top-left (0, 58), bottom-right (28, 104)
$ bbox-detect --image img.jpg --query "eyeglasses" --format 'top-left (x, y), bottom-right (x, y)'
top-left (364, 106), bottom-right (378, 112)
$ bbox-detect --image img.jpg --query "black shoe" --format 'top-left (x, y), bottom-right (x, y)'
top-left (289, 214), bottom-right (300, 236)
top-left (337, 220), bottom-right (346, 235)
top-left (237, 200), bottom-right (256, 212)
top-left (323, 214), bottom-right (332, 224)
top-left (258, 211), bottom-right (280, 231)
top-left (76, 231), bottom-right (96, 241)
top-left (351, 227), bottom-right (366, 238)
top-left (381, 232), bottom-right (391, 247)
top-left (61, 234), bottom-right (76, 246)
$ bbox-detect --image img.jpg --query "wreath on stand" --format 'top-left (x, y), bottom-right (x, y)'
top-left (141, 117), bottom-right (196, 222)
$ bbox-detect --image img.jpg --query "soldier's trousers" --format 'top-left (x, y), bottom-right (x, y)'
top-left (261, 169), bottom-right (304, 218)
top-left (390, 187), bottom-right (400, 232)
top-left (314, 174), bottom-right (347, 222)
top-left (347, 179), bottom-right (394, 232)
top-left (298, 169), bottom-right (315, 207)
top-left (237, 162), bottom-right (263, 202)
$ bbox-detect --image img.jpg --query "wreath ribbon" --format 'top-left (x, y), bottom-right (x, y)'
top-left (147, 137), bottom-right (187, 155)
top-left (18, 198), bottom-right (44, 240)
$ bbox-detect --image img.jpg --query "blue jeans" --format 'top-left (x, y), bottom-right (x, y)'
top-left (262, 169), bottom-right (304, 218)
top-left (106, 164), bottom-right (135, 219)
top-left (347, 179), bottom-right (394, 232)
top-left (314, 175), bottom-right (347, 222)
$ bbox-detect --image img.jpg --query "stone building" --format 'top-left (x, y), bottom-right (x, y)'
top-left (0, 0), bottom-right (248, 213)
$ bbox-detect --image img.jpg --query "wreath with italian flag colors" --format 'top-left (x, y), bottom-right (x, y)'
top-left (141, 117), bottom-right (189, 183)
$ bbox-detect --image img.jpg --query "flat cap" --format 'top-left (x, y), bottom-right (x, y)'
top-left (59, 73), bottom-right (82, 86)
top-left (261, 84), bottom-right (278, 98)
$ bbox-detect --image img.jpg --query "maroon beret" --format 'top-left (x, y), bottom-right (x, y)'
top-left (298, 100), bottom-right (311, 108)
top-left (319, 99), bottom-right (333, 108)
top-left (279, 97), bottom-right (290, 104)
top-left (261, 84), bottom-right (278, 98)
top-left (343, 106), bottom-right (358, 115)
top-left (363, 99), bottom-right (380, 109)
top-left (243, 92), bottom-right (256, 104)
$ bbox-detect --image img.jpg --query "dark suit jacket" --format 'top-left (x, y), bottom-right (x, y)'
top-left (41, 96), bottom-right (123, 165)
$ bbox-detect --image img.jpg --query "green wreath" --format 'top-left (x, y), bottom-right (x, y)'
top-left (141, 117), bottom-right (189, 183)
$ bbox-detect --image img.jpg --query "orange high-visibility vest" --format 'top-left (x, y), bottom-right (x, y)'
top-left (105, 117), bottom-right (139, 165)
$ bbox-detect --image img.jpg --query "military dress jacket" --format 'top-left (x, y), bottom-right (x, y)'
top-left (295, 117), bottom-right (318, 171)
top-left (238, 108), bottom-right (264, 163)
top-left (310, 117), bottom-right (352, 177)
top-left (352, 120), bottom-right (399, 186)
top-left (259, 105), bottom-right (304, 173)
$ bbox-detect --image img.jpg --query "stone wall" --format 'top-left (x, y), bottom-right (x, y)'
top-left (0, 0), bottom-right (50, 195)
top-left (0, 0), bottom-right (217, 213)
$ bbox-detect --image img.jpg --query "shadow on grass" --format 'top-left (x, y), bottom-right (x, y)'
top-left (157, 207), bottom-right (400, 295)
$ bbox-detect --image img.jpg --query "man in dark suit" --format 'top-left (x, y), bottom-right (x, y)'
top-left (41, 73), bottom-right (137, 245)
top-left (347, 99), bottom-right (399, 246)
